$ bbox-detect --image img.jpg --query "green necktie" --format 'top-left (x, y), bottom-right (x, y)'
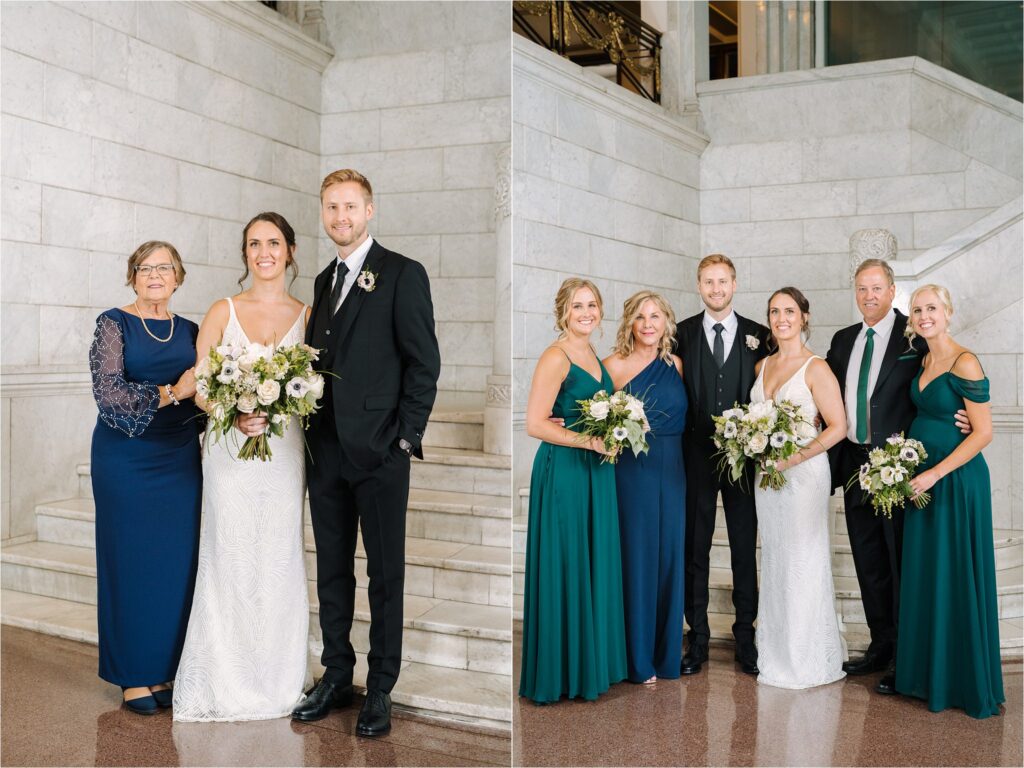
top-left (856, 328), bottom-right (875, 443)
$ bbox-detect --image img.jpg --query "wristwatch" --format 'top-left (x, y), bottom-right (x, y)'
top-left (399, 438), bottom-right (414, 456)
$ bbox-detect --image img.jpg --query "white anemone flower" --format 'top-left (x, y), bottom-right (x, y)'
top-left (879, 466), bottom-right (897, 485)
top-left (612, 426), bottom-right (628, 441)
top-left (770, 431), bottom-right (788, 448)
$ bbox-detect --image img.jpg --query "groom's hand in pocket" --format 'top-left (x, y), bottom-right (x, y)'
top-left (236, 412), bottom-right (268, 437)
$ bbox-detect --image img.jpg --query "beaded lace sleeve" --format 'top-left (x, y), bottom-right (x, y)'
top-left (89, 314), bottom-right (160, 437)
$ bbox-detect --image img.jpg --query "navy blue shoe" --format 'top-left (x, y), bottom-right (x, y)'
top-left (150, 688), bottom-right (173, 708)
top-left (121, 687), bottom-right (159, 716)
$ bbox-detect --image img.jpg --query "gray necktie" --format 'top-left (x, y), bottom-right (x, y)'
top-left (713, 323), bottom-right (725, 368)
top-left (330, 260), bottom-right (349, 316)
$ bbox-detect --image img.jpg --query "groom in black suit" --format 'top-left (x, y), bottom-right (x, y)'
top-left (292, 169), bottom-right (440, 735)
top-left (825, 258), bottom-right (924, 690)
top-left (675, 254), bottom-right (770, 676)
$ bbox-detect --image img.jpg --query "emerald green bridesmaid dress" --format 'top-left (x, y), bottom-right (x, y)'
top-left (895, 368), bottom-right (1004, 719)
top-left (519, 359), bottom-right (628, 703)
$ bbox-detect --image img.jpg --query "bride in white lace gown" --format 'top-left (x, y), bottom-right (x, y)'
top-left (751, 288), bottom-right (848, 690)
top-left (174, 215), bottom-right (311, 721)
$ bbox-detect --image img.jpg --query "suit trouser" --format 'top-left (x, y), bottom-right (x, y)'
top-left (683, 437), bottom-right (758, 648)
top-left (840, 441), bottom-right (904, 656)
top-left (305, 404), bottom-right (410, 693)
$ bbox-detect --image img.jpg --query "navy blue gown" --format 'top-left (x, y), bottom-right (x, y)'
top-left (614, 356), bottom-right (688, 681)
top-left (89, 308), bottom-right (202, 687)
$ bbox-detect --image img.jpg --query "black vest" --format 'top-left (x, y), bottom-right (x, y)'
top-left (696, 332), bottom-right (743, 433)
top-left (309, 290), bottom-right (336, 370)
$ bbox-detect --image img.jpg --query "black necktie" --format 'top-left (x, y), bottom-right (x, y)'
top-left (713, 323), bottom-right (725, 368)
top-left (330, 261), bottom-right (349, 316)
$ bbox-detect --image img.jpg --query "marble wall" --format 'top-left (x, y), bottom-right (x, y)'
top-left (512, 36), bottom-right (706, 490)
top-left (318, 1), bottom-right (510, 405)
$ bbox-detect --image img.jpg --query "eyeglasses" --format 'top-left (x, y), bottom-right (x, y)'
top-left (135, 264), bottom-right (176, 277)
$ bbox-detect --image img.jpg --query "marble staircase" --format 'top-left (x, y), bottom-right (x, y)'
top-left (513, 489), bottom-right (1024, 659)
top-left (1, 407), bottom-right (513, 732)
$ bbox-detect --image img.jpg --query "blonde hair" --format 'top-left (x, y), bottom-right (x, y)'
top-left (697, 253), bottom-right (736, 281)
top-left (905, 283), bottom-right (954, 344)
top-left (855, 258), bottom-right (895, 285)
top-left (320, 168), bottom-right (373, 202)
top-left (125, 241), bottom-right (185, 292)
top-left (613, 290), bottom-right (677, 363)
top-left (554, 277), bottom-right (603, 338)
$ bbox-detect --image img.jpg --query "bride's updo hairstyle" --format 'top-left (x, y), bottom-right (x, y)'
top-left (553, 277), bottom-right (604, 339)
top-left (905, 283), bottom-right (954, 345)
top-left (766, 286), bottom-right (811, 352)
top-left (238, 211), bottom-right (299, 287)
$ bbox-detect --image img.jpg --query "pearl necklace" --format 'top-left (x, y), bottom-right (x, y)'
top-left (134, 301), bottom-right (175, 343)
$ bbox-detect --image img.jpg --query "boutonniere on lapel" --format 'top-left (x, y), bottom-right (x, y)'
top-left (356, 269), bottom-right (378, 293)
top-left (745, 335), bottom-right (760, 350)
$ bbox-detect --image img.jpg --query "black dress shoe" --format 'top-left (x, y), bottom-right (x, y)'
top-left (291, 679), bottom-right (354, 722)
top-left (356, 689), bottom-right (392, 737)
top-left (842, 651), bottom-right (891, 676)
top-left (150, 688), bottom-right (173, 708)
top-left (875, 671), bottom-right (897, 695)
top-left (734, 650), bottom-right (759, 676)
top-left (680, 646), bottom-right (708, 675)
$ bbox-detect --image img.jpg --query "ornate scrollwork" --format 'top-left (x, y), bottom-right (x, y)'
top-left (849, 229), bottom-right (898, 285)
top-left (562, 4), bottom-right (661, 94)
top-left (494, 145), bottom-right (511, 222)
top-left (487, 383), bottom-right (512, 405)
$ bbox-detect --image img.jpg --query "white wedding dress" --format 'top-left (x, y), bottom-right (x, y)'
top-left (751, 355), bottom-right (846, 689)
top-left (173, 298), bottom-right (310, 721)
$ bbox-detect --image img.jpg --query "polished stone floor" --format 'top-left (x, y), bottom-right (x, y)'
top-left (1, 627), bottom-right (511, 767)
top-left (513, 630), bottom-right (1023, 767)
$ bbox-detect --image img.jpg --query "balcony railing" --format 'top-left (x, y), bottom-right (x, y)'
top-left (513, 1), bottom-right (662, 103)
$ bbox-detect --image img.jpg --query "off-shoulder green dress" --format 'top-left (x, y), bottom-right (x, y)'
top-left (896, 368), bottom-right (1004, 719)
top-left (519, 359), bottom-right (627, 703)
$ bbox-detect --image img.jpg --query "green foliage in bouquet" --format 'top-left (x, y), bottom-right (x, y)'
top-left (846, 433), bottom-right (930, 518)
top-left (572, 389), bottom-right (651, 465)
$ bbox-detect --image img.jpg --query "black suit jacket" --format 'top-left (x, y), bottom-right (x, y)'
top-left (306, 240), bottom-right (440, 469)
top-left (825, 309), bottom-right (926, 488)
top-left (674, 311), bottom-right (772, 441)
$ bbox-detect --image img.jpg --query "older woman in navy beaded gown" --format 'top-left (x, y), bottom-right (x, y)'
top-left (89, 241), bottom-right (202, 715)
top-left (603, 291), bottom-right (687, 683)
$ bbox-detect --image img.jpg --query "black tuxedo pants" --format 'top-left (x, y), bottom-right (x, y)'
top-left (840, 441), bottom-right (904, 657)
top-left (683, 436), bottom-right (758, 649)
top-left (305, 400), bottom-right (410, 693)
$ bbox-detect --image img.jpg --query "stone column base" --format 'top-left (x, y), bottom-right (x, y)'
top-left (483, 374), bottom-right (511, 456)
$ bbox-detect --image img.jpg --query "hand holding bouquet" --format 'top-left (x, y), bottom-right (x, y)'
top-left (848, 433), bottom-right (930, 518)
top-left (573, 389), bottom-right (650, 464)
top-left (712, 399), bottom-right (817, 490)
top-left (195, 341), bottom-right (325, 461)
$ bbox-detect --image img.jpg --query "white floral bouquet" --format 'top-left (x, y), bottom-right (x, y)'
top-left (572, 389), bottom-right (651, 464)
top-left (712, 399), bottom-right (817, 490)
top-left (195, 341), bottom-right (325, 461)
top-left (848, 433), bottom-right (930, 518)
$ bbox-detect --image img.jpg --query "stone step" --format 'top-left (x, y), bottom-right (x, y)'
top-left (0, 589), bottom-right (511, 731)
top-left (78, 448), bottom-right (512, 502)
top-left (0, 541), bottom-right (509, 673)
top-left (422, 408), bottom-right (484, 452)
top-left (42, 485), bottom-right (513, 552)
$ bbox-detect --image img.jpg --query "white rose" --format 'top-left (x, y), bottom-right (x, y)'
top-left (256, 379), bottom-right (281, 406)
top-left (626, 402), bottom-right (644, 421)
top-left (306, 374), bottom-right (325, 399)
top-left (747, 432), bottom-right (769, 454)
top-left (880, 466), bottom-right (896, 485)
top-left (589, 400), bottom-right (610, 420)
top-left (286, 377), bottom-right (310, 398)
top-left (236, 392), bottom-right (258, 413)
top-left (216, 360), bottom-right (241, 384)
top-left (239, 344), bottom-right (273, 369)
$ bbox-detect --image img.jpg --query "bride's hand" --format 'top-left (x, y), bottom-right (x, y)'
top-left (235, 412), bottom-right (268, 437)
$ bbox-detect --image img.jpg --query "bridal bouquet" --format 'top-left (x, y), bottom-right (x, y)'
top-left (572, 389), bottom-right (650, 464)
top-left (712, 399), bottom-right (817, 490)
top-left (848, 433), bottom-right (930, 518)
top-left (195, 341), bottom-right (325, 461)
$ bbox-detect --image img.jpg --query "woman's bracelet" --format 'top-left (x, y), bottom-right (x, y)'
top-left (165, 384), bottom-right (180, 406)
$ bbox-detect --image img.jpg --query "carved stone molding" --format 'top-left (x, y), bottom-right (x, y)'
top-left (486, 382), bottom-right (511, 406)
top-left (494, 145), bottom-right (512, 222)
top-left (849, 228), bottom-right (898, 285)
